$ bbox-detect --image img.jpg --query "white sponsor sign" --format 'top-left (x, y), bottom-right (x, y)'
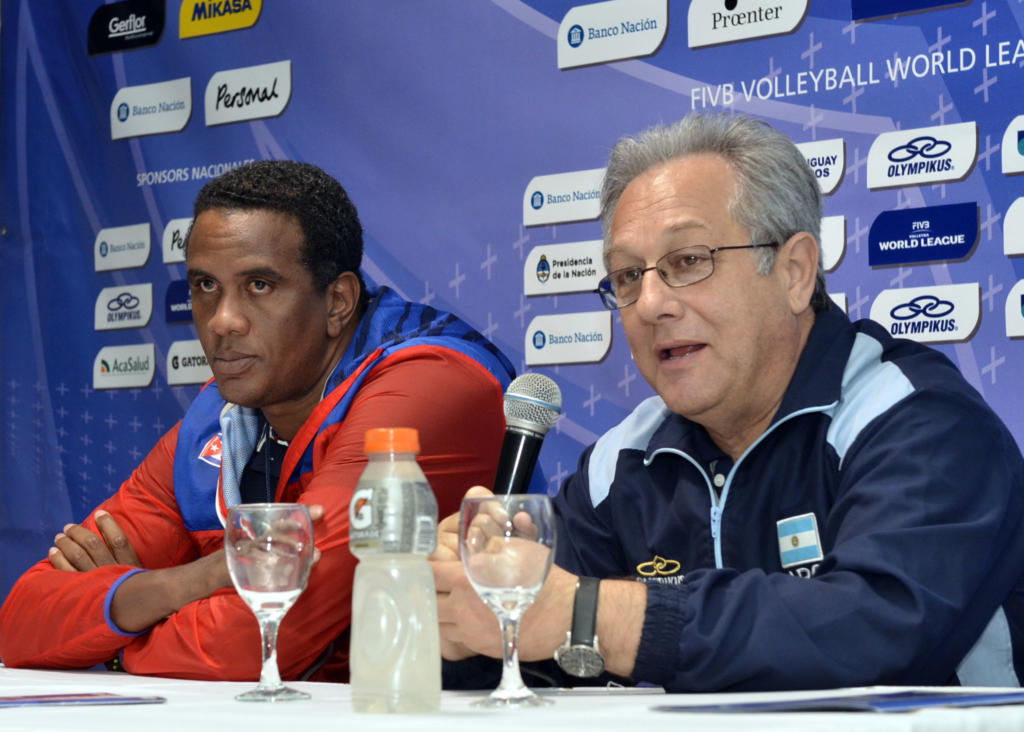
top-left (829, 292), bottom-right (847, 313)
top-left (525, 311), bottom-right (611, 366)
top-left (1000, 114), bottom-right (1024, 175)
top-left (524, 240), bottom-right (605, 296)
top-left (557, 0), bottom-right (667, 70)
top-left (95, 223), bottom-right (151, 272)
top-left (820, 215), bottom-right (846, 272)
top-left (1005, 198), bottom-right (1024, 256)
top-left (1005, 280), bottom-right (1024, 338)
top-left (167, 339), bottom-right (213, 385)
top-left (797, 138), bottom-right (844, 195)
top-left (867, 121), bottom-right (977, 189)
top-left (163, 217), bottom-right (192, 264)
top-left (688, 0), bottom-right (808, 48)
top-left (94, 283), bottom-right (153, 331)
top-left (94, 343), bottom-right (155, 390)
top-left (110, 77), bottom-right (191, 140)
top-left (869, 283), bottom-right (979, 344)
top-left (205, 60), bottom-right (292, 126)
top-left (523, 168), bottom-right (604, 227)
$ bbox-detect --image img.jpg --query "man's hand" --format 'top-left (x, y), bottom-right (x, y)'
top-left (431, 486), bottom-right (577, 662)
top-left (49, 510), bottom-right (141, 572)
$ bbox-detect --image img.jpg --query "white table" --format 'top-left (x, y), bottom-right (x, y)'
top-left (1, 666), bottom-right (1023, 731)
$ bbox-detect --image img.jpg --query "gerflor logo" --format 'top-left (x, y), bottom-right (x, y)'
top-left (88, 0), bottom-right (165, 55)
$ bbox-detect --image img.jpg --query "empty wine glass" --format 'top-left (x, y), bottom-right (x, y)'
top-left (225, 503), bottom-right (315, 702)
top-left (459, 494), bottom-right (556, 708)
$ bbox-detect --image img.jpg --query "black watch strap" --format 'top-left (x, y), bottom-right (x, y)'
top-left (570, 576), bottom-right (600, 647)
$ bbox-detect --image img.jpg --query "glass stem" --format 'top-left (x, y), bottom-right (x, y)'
top-left (495, 614), bottom-right (528, 694)
top-left (256, 613), bottom-right (283, 691)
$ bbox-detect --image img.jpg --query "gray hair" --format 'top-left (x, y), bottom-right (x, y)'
top-left (600, 113), bottom-right (830, 312)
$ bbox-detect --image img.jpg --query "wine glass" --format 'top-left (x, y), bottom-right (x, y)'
top-left (225, 503), bottom-right (315, 702)
top-left (459, 494), bottom-right (556, 708)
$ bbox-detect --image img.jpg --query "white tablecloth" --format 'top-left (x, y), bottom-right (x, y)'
top-left (1, 666), bottom-right (1023, 731)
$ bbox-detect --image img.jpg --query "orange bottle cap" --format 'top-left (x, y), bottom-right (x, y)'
top-left (364, 427), bottom-right (420, 454)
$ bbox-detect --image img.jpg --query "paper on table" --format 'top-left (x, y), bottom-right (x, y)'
top-left (653, 689), bottom-right (1024, 713)
top-left (0, 692), bottom-right (166, 708)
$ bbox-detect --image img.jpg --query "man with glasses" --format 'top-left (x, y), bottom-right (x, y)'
top-left (434, 113), bottom-right (1024, 691)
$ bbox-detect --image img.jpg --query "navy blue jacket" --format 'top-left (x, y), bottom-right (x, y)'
top-left (555, 305), bottom-right (1024, 691)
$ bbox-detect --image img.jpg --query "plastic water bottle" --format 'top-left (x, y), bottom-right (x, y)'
top-left (349, 427), bottom-right (441, 713)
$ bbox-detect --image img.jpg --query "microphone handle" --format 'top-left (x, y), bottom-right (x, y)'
top-left (493, 430), bottom-right (543, 495)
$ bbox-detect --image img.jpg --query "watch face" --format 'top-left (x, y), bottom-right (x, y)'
top-left (556, 645), bottom-right (605, 678)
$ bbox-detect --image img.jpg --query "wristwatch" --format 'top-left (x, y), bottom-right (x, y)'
top-left (554, 576), bottom-right (606, 677)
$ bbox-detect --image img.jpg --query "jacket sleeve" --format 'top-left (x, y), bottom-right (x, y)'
top-left (631, 389), bottom-right (1024, 692)
top-left (118, 346), bottom-right (506, 680)
top-left (0, 423), bottom-right (199, 669)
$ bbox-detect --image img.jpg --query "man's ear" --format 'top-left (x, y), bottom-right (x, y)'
top-left (779, 231), bottom-right (820, 315)
top-left (325, 271), bottom-right (361, 338)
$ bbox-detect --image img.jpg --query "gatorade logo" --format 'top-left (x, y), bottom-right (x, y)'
top-left (350, 487), bottom-right (373, 530)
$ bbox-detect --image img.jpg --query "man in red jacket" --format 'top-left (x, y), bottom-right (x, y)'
top-left (0, 160), bottom-right (515, 680)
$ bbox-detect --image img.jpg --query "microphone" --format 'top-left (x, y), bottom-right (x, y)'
top-left (494, 373), bottom-right (562, 496)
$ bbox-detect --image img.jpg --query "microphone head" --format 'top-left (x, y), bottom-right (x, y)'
top-left (503, 373), bottom-right (562, 437)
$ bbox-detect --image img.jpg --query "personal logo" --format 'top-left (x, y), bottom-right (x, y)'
top-left (868, 202), bottom-right (978, 266)
top-left (869, 283), bottom-right (980, 344)
top-left (536, 255), bottom-right (551, 284)
top-left (88, 0), bottom-right (165, 55)
top-left (531, 191), bottom-right (544, 210)
top-left (199, 434), bottom-right (223, 467)
top-left (557, 0), bottom-right (667, 70)
top-left (636, 555), bottom-right (681, 577)
top-left (110, 77), bottom-right (191, 140)
top-left (179, 0), bottom-right (262, 39)
top-left (777, 513), bottom-right (823, 569)
top-left (867, 121), bottom-right (976, 189)
top-left (204, 60), bottom-right (291, 127)
top-left (688, 0), bottom-right (808, 49)
top-left (162, 217), bottom-right (193, 264)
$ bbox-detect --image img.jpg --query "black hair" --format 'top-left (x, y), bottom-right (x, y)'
top-left (188, 160), bottom-right (368, 306)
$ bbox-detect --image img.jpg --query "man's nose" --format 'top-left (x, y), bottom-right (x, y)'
top-left (207, 293), bottom-right (249, 336)
top-left (633, 267), bottom-right (681, 321)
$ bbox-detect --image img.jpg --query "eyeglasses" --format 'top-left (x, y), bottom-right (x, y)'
top-left (596, 243), bottom-right (780, 310)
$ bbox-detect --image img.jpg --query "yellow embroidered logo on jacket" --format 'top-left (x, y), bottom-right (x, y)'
top-left (636, 555), bottom-right (682, 577)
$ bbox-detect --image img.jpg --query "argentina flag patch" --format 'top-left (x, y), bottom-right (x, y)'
top-left (777, 512), bottom-right (824, 569)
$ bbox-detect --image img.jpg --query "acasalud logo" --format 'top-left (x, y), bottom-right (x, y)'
top-left (869, 283), bottom-right (979, 344)
top-left (180, 0), bottom-right (262, 39)
top-left (688, 0), bottom-right (809, 49)
top-left (88, 0), bottom-right (165, 55)
top-left (557, 0), bottom-right (667, 70)
top-left (867, 121), bottom-right (976, 189)
top-left (94, 344), bottom-right (155, 389)
top-left (205, 60), bottom-right (291, 127)
top-left (110, 77), bottom-right (192, 140)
